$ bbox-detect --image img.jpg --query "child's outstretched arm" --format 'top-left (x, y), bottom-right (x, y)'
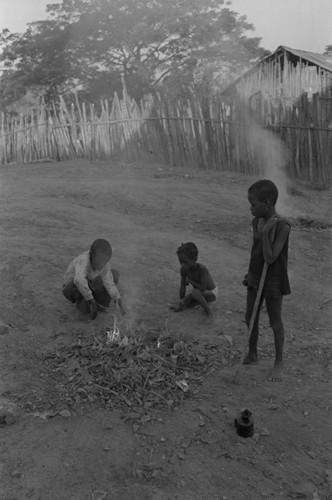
top-left (263, 219), bottom-right (290, 265)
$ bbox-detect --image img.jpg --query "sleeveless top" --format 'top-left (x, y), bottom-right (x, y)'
top-left (247, 217), bottom-right (291, 297)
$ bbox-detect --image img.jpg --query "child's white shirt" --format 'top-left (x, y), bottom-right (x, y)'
top-left (63, 250), bottom-right (120, 302)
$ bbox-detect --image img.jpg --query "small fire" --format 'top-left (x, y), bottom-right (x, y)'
top-left (107, 326), bottom-right (120, 344)
top-left (106, 315), bottom-right (121, 344)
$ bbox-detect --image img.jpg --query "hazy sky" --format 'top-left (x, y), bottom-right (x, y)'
top-left (0, 0), bottom-right (331, 54)
top-left (231, 0), bottom-right (332, 53)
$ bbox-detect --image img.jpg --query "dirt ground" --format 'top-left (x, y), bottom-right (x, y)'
top-left (0, 159), bottom-right (331, 500)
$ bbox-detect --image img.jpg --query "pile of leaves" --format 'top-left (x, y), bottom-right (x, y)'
top-left (44, 329), bottom-right (228, 413)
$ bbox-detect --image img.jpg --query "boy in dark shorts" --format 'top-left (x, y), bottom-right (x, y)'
top-left (243, 180), bottom-right (291, 381)
top-left (62, 238), bottom-right (125, 320)
top-left (170, 242), bottom-right (218, 316)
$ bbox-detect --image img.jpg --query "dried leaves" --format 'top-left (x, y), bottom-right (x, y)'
top-left (45, 330), bottom-right (224, 413)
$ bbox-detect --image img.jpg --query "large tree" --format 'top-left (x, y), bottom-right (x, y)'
top-left (0, 0), bottom-right (266, 108)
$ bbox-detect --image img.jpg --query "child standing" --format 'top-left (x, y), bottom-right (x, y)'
top-left (243, 180), bottom-right (291, 381)
top-left (62, 238), bottom-right (125, 320)
top-left (171, 242), bottom-right (218, 316)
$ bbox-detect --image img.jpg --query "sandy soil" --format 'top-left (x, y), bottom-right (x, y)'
top-left (0, 160), bottom-right (331, 500)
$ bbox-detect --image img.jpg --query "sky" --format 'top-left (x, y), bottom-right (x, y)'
top-left (0, 0), bottom-right (331, 54)
top-left (231, 0), bottom-right (332, 53)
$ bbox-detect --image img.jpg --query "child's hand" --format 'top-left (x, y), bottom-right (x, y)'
top-left (242, 274), bottom-right (248, 287)
top-left (263, 216), bottom-right (278, 233)
top-left (88, 299), bottom-right (98, 320)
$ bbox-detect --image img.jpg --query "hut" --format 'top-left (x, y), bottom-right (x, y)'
top-left (221, 46), bottom-right (332, 184)
top-left (222, 45), bottom-right (332, 103)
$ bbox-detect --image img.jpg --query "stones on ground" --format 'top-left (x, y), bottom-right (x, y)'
top-left (11, 469), bottom-right (22, 478)
top-left (102, 423), bottom-right (114, 430)
top-left (0, 399), bottom-right (19, 425)
top-left (178, 480), bottom-right (187, 488)
top-left (268, 403), bottom-right (280, 410)
top-left (199, 417), bottom-right (206, 427)
top-left (59, 409), bottom-right (71, 418)
top-left (90, 490), bottom-right (108, 500)
top-left (132, 424), bottom-right (140, 433)
top-left (0, 319), bottom-right (10, 335)
top-left (260, 428), bottom-right (270, 436)
top-left (33, 410), bottom-right (57, 420)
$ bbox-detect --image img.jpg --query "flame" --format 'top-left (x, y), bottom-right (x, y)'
top-left (107, 326), bottom-right (120, 344)
top-left (106, 315), bottom-right (121, 344)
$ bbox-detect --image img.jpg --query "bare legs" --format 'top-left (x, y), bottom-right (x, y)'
top-left (171, 289), bottom-right (216, 315)
top-left (62, 269), bottom-right (120, 316)
top-left (266, 296), bottom-right (284, 381)
top-left (244, 288), bottom-right (284, 381)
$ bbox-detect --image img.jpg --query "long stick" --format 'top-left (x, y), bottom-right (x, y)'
top-left (234, 262), bottom-right (268, 382)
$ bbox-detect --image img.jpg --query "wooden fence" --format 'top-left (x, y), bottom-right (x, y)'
top-left (0, 92), bottom-right (331, 185)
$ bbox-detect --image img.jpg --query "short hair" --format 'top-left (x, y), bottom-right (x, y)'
top-left (90, 238), bottom-right (112, 257)
top-left (248, 180), bottom-right (279, 204)
top-left (177, 242), bottom-right (198, 261)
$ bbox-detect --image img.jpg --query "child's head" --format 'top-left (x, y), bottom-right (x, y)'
top-left (90, 238), bottom-right (112, 271)
top-left (177, 242), bottom-right (198, 271)
top-left (248, 180), bottom-right (278, 217)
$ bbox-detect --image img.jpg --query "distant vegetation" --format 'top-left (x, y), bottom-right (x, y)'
top-left (0, 0), bottom-right (268, 113)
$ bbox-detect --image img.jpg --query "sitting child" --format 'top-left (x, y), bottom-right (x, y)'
top-left (171, 242), bottom-right (218, 316)
top-left (62, 238), bottom-right (125, 320)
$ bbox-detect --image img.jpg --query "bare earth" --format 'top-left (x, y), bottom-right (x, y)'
top-left (0, 160), bottom-right (331, 500)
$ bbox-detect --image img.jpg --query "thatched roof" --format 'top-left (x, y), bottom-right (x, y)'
top-left (222, 45), bottom-right (332, 95)
top-left (272, 46), bottom-right (332, 73)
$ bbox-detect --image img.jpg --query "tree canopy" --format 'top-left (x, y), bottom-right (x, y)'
top-left (324, 44), bottom-right (332, 55)
top-left (0, 0), bottom-right (267, 109)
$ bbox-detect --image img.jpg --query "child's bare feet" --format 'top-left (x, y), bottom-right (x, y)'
top-left (243, 352), bottom-right (258, 365)
top-left (169, 303), bottom-right (183, 312)
top-left (268, 361), bottom-right (283, 382)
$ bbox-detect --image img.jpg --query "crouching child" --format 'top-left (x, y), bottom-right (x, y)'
top-left (62, 238), bottom-right (125, 320)
top-left (170, 242), bottom-right (218, 316)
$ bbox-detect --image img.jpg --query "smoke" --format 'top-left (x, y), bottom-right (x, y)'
top-left (115, 242), bottom-right (144, 335)
top-left (248, 125), bottom-right (292, 216)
